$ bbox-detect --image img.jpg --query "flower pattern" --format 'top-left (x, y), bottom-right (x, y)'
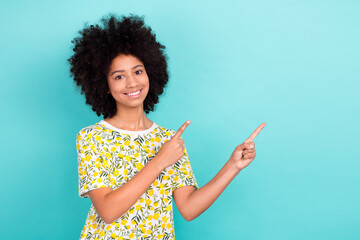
top-left (76, 120), bottom-right (199, 240)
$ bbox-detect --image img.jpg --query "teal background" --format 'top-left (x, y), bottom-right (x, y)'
top-left (1, 0), bottom-right (359, 239)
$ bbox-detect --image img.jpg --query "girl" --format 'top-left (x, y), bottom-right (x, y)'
top-left (68, 14), bottom-right (265, 240)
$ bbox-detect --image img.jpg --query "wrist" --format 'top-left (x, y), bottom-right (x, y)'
top-left (227, 158), bottom-right (242, 174)
top-left (151, 156), bottom-right (165, 172)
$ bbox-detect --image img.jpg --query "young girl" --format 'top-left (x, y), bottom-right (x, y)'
top-left (68, 14), bottom-right (265, 240)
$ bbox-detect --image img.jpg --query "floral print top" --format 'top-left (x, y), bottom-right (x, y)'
top-left (76, 120), bottom-right (199, 240)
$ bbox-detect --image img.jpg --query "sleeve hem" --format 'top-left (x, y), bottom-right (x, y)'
top-left (79, 184), bottom-right (113, 198)
top-left (172, 181), bottom-right (199, 193)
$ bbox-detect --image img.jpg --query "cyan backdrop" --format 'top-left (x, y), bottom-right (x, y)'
top-left (1, 0), bottom-right (359, 239)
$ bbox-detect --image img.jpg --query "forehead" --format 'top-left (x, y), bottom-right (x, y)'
top-left (110, 54), bottom-right (143, 70)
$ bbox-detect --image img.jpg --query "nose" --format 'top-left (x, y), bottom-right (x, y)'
top-left (126, 74), bottom-right (139, 88)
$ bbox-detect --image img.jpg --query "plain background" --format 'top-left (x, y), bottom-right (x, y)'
top-left (1, 0), bottom-right (359, 239)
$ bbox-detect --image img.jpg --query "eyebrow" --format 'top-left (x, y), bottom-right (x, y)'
top-left (110, 65), bottom-right (144, 76)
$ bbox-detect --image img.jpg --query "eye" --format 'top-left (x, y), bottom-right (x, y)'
top-left (135, 70), bottom-right (143, 74)
top-left (115, 75), bottom-right (124, 80)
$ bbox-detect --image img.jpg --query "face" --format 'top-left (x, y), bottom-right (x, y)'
top-left (107, 54), bottom-right (149, 112)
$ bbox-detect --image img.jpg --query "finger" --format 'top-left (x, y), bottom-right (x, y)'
top-left (243, 153), bottom-right (251, 159)
top-left (243, 154), bottom-right (252, 160)
top-left (237, 142), bottom-right (252, 151)
top-left (172, 120), bottom-right (191, 140)
top-left (243, 152), bottom-right (255, 159)
top-left (245, 122), bottom-right (266, 143)
top-left (243, 149), bottom-right (255, 155)
top-left (235, 145), bottom-right (244, 155)
top-left (245, 141), bottom-right (255, 149)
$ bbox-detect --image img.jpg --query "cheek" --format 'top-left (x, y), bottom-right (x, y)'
top-left (142, 75), bottom-right (150, 85)
top-left (141, 76), bottom-right (150, 90)
top-left (109, 82), bottom-right (124, 92)
top-left (142, 87), bottom-right (150, 98)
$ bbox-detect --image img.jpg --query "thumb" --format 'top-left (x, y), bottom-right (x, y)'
top-left (232, 145), bottom-right (244, 159)
top-left (238, 141), bottom-right (254, 150)
top-left (237, 142), bottom-right (246, 151)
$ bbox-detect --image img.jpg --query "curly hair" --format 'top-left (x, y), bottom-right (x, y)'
top-left (68, 14), bottom-right (169, 118)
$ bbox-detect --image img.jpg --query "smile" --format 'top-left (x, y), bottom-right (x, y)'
top-left (124, 89), bottom-right (142, 97)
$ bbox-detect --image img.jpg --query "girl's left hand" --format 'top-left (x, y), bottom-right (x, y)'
top-left (229, 123), bottom-right (266, 171)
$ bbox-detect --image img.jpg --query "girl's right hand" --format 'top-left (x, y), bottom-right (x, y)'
top-left (155, 120), bottom-right (191, 170)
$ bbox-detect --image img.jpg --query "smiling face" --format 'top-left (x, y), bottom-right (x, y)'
top-left (107, 54), bottom-right (150, 113)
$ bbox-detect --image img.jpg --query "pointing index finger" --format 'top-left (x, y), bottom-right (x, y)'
top-left (172, 120), bottom-right (191, 139)
top-left (245, 122), bottom-right (266, 143)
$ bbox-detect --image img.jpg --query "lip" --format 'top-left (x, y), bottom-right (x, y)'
top-left (124, 89), bottom-right (142, 95)
top-left (124, 88), bottom-right (142, 97)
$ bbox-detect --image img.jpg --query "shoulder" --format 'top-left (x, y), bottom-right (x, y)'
top-left (76, 122), bottom-right (104, 141)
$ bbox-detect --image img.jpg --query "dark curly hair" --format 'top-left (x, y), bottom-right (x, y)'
top-left (68, 13), bottom-right (169, 118)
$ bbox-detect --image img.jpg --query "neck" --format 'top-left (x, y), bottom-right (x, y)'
top-left (104, 104), bottom-right (152, 131)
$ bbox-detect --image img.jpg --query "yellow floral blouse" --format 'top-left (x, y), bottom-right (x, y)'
top-left (76, 120), bottom-right (199, 240)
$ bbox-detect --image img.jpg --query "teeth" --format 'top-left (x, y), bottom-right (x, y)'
top-left (127, 90), bottom-right (141, 96)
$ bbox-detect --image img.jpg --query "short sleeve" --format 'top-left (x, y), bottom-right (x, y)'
top-left (76, 131), bottom-right (112, 198)
top-left (171, 137), bottom-right (199, 192)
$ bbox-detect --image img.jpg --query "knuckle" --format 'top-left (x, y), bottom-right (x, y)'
top-left (247, 141), bottom-right (254, 146)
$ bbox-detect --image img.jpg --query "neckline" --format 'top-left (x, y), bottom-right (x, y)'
top-left (98, 120), bottom-right (157, 135)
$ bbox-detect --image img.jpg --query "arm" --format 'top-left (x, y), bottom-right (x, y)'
top-left (89, 156), bottom-right (163, 224)
top-left (88, 120), bottom-right (194, 224)
top-left (173, 123), bottom-right (266, 221)
top-left (173, 159), bottom-right (240, 221)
